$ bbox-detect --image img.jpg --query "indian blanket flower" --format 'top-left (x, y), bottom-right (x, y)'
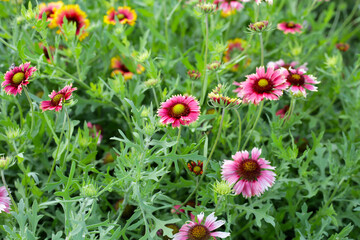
top-left (214, 0), bottom-right (244, 16)
top-left (276, 105), bottom-right (290, 119)
top-left (267, 59), bottom-right (308, 72)
top-left (277, 21), bottom-right (302, 34)
top-left (188, 161), bottom-right (203, 175)
top-left (49, 4), bottom-right (90, 41)
top-left (40, 84), bottom-right (77, 112)
top-left (233, 66), bottom-right (287, 105)
top-left (0, 186), bottom-right (11, 213)
top-left (208, 84), bottom-right (241, 108)
top-left (221, 148), bottom-right (276, 198)
top-left (110, 56), bottom-right (144, 80)
top-left (223, 38), bottom-right (249, 72)
top-left (104, 6), bottom-right (137, 26)
top-left (157, 95), bottom-right (200, 128)
top-left (173, 212), bottom-right (230, 240)
top-left (283, 68), bottom-right (319, 97)
top-left (336, 43), bottom-right (349, 52)
top-left (2, 62), bottom-right (37, 96)
top-left (37, 1), bottom-right (63, 21)
top-left (87, 122), bottom-right (103, 144)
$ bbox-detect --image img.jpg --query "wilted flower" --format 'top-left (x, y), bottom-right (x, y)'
top-left (248, 20), bottom-right (269, 32)
top-left (2, 62), bottom-right (37, 96)
top-left (336, 43), bottom-right (349, 52)
top-left (174, 212), bottom-right (230, 240)
top-left (277, 21), bottom-right (302, 34)
top-left (187, 160), bottom-right (203, 175)
top-left (221, 147), bottom-right (276, 198)
top-left (40, 84), bottom-right (77, 112)
top-left (0, 186), bottom-right (11, 213)
top-left (104, 6), bottom-right (137, 26)
top-left (234, 66), bottom-right (287, 105)
top-left (187, 70), bottom-right (201, 80)
top-left (158, 95), bottom-right (200, 128)
top-left (49, 4), bottom-right (90, 41)
top-left (37, 1), bottom-right (63, 21)
top-left (283, 68), bottom-right (319, 97)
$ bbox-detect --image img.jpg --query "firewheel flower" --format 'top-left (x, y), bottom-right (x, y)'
top-left (40, 84), bottom-right (77, 112)
top-left (110, 56), bottom-right (144, 81)
top-left (223, 38), bottom-right (249, 72)
top-left (174, 212), bottom-right (230, 240)
top-left (157, 95), bottom-right (200, 128)
top-left (277, 21), bottom-right (302, 34)
top-left (0, 186), bottom-right (11, 213)
top-left (37, 1), bottom-right (63, 21)
top-left (104, 6), bottom-right (137, 26)
top-left (221, 148), bottom-right (276, 198)
top-left (214, 0), bottom-right (244, 13)
top-left (187, 160), bottom-right (203, 175)
top-left (233, 66), bottom-right (287, 105)
top-left (1, 62), bottom-right (37, 96)
top-left (283, 68), bottom-right (319, 97)
top-left (267, 59), bottom-right (308, 72)
top-left (49, 4), bottom-right (90, 41)
top-left (336, 43), bottom-right (349, 52)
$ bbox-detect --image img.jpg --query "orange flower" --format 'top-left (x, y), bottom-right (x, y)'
top-left (104, 6), bottom-right (137, 26)
top-left (223, 38), bottom-right (250, 72)
top-left (110, 56), bottom-right (144, 81)
top-left (37, 1), bottom-right (63, 21)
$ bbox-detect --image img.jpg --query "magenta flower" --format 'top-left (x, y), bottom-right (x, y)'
top-left (87, 122), bottom-right (103, 145)
top-left (234, 66), bottom-right (287, 105)
top-left (40, 84), bottom-right (77, 112)
top-left (277, 21), bottom-right (302, 34)
top-left (275, 105), bottom-right (290, 119)
top-left (0, 186), bottom-right (11, 213)
top-left (283, 68), bottom-right (319, 97)
top-left (2, 62), bottom-right (37, 96)
top-left (174, 212), bottom-right (230, 240)
top-left (221, 148), bottom-right (276, 198)
top-left (267, 59), bottom-right (308, 72)
top-left (214, 0), bottom-right (244, 12)
top-left (158, 95), bottom-right (200, 128)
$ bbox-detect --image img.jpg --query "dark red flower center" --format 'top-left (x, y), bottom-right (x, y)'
top-left (188, 225), bottom-right (210, 240)
top-left (286, 22), bottom-right (295, 28)
top-left (51, 93), bottom-right (65, 105)
top-left (12, 72), bottom-right (25, 85)
top-left (170, 103), bottom-right (190, 118)
top-left (287, 73), bottom-right (304, 86)
top-left (252, 78), bottom-right (273, 93)
top-left (237, 159), bottom-right (261, 181)
top-left (282, 64), bottom-right (292, 70)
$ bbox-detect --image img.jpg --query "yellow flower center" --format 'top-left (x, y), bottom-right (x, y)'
top-left (189, 225), bottom-right (209, 240)
top-left (193, 166), bottom-right (202, 174)
top-left (172, 103), bottom-right (186, 116)
top-left (117, 14), bottom-right (125, 20)
top-left (287, 22), bottom-right (295, 27)
top-left (12, 72), bottom-right (25, 84)
top-left (258, 79), bottom-right (269, 87)
top-left (52, 93), bottom-right (64, 105)
top-left (243, 161), bottom-right (257, 172)
top-left (292, 74), bottom-right (301, 80)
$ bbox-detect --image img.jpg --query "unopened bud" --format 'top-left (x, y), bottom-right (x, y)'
top-left (187, 70), bottom-right (201, 80)
top-left (248, 20), bottom-right (269, 32)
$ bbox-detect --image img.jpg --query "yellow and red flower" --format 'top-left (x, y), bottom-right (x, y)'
top-left (37, 1), bottom-right (63, 21)
top-left (223, 38), bottom-right (249, 72)
top-left (49, 4), bottom-right (90, 41)
top-left (104, 6), bottom-right (137, 26)
top-left (110, 56), bottom-right (144, 81)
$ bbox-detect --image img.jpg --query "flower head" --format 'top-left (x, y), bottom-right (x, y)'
top-left (249, 20), bottom-right (269, 32)
top-left (157, 95), bottom-right (200, 128)
top-left (277, 21), bottom-right (302, 34)
top-left (221, 148), bottom-right (276, 198)
top-left (267, 59), bottom-right (308, 72)
top-left (187, 70), bottom-right (201, 80)
top-left (0, 186), bottom-right (11, 213)
top-left (213, 180), bottom-right (233, 196)
top-left (336, 43), bottom-right (349, 52)
top-left (208, 84), bottom-right (241, 109)
top-left (110, 56), bottom-right (144, 80)
top-left (234, 66), bottom-right (287, 105)
top-left (174, 212), bottom-right (230, 240)
top-left (49, 4), bottom-right (90, 41)
top-left (104, 6), bottom-right (137, 26)
top-left (2, 62), bottom-right (37, 96)
top-left (40, 84), bottom-right (77, 112)
top-left (187, 161), bottom-right (203, 175)
top-left (37, 1), bottom-right (63, 21)
top-left (223, 38), bottom-right (248, 72)
top-left (283, 68), bottom-right (319, 97)
top-left (214, 0), bottom-right (244, 16)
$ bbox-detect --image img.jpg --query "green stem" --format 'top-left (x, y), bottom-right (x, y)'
top-left (23, 88), bottom-right (34, 136)
top-left (200, 14), bottom-right (209, 106)
top-left (281, 97), bottom-right (296, 126)
top-left (242, 101), bottom-right (264, 150)
top-left (259, 33), bottom-right (264, 66)
top-left (152, 87), bottom-right (159, 108)
top-left (181, 108), bottom-right (226, 207)
top-left (1, 170), bottom-right (18, 213)
top-left (233, 109), bottom-right (242, 151)
top-left (15, 100), bottom-right (24, 128)
top-left (47, 109), bottom-right (67, 184)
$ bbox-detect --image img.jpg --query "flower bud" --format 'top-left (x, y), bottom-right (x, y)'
top-left (135, 50), bottom-right (151, 62)
top-left (144, 122), bottom-right (156, 136)
top-left (207, 61), bottom-right (221, 71)
top-left (336, 43), bottom-right (349, 52)
top-left (81, 183), bottom-right (97, 198)
top-left (187, 70), bottom-right (201, 80)
top-left (5, 127), bottom-right (22, 140)
top-left (0, 156), bottom-right (11, 170)
top-left (248, 20), bottom-right (269, 32)
top-left (144, 78), bottom-right (159, 87)
top-left (213, 180), bottom-right (233, 195)
top-left (196, 2), bottom-right (217, 14)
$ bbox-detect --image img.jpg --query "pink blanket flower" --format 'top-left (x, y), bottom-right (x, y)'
top-left (0, 186), bottom-right (11, 213)
top-left (267, 59), bottom-right (308, 72)
top-left (174, 212), bottom-right (230, 240)
top-left (277, 21), bottom-right (302, 34)
top-left (214, 0), bottom-right (244, 13)
top-left (221, 148), bottom-right (276, 198)
top-left (2, 62), bottom-right (37, 96)
top-left (40, 84), bottom-right (77, 112)
top-left (234, 66), bottom-right (287, 105)
top-left (158, 95), bottom-right (200, 128)
top-left (283, 68), bottom-right (319, 97)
